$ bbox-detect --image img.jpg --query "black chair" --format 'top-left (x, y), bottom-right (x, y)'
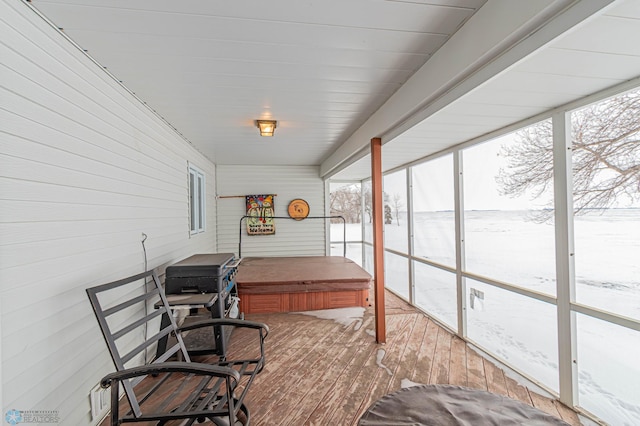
top-left (86, 269), bottom-right (269, 425)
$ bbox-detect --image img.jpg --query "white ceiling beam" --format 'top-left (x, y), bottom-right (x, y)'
top-left (320, 0), bottom-right (617, 178)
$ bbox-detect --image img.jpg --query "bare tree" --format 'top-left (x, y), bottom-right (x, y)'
top-left (363, 185), bottom-right (372, 223)
top-left (330, 184), bottom-right (361, 223)
top-left (392, 193), bottom-right (403, 225)
top-left (497, 89), bottom-right (640, 221)
top-left (331, 184), bottom-right (394, 224)
top-left (362, 185), bottom-right (391, 223)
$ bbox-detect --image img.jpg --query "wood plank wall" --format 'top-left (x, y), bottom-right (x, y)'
top-left (216, 165), bottom-right (326, 258)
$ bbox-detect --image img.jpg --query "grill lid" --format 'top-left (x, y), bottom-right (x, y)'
top-left (165, 253), bottom-right (236, 278)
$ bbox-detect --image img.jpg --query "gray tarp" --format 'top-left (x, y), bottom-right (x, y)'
top-left (358, 385), bottom-right (571, 425)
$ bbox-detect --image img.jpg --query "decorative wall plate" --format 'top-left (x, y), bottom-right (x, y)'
top-left (287, 198), bottom-right (310, 220)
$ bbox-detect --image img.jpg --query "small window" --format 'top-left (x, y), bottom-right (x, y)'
top-left (189, 164), bottom-right (205, 234)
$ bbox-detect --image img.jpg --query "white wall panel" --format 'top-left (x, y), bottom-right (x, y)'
top-left (1, 1), bottom-right (216, 424)
top-left (216, 165), bottom-right (325, 257)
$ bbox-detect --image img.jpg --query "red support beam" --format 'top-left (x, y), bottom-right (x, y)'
top-left (371, 137), bottom-right (386, 343)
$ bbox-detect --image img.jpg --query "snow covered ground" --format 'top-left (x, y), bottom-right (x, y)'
top-left (331, 209), bottom-right (640, 425)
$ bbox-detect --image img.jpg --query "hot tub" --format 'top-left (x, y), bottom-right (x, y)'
top-left (235, 256), bottom-right (371, 314)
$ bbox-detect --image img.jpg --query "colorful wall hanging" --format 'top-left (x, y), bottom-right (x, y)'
top-left (246, 194), bottom-right (275, 235)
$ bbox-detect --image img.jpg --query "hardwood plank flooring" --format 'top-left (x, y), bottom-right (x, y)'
top-left (100, 291), bottom-right (584, 425)
top-left (223, 291), bottom-right (583, 425)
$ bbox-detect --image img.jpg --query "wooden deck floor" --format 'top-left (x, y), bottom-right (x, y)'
top-left (102, 291), bottom-right (583, 425)
top-left (221, 291), bottom-right (582, 425)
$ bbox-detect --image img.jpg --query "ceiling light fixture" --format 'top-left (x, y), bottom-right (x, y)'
top-left (256, 120), bottom-right (277, 137)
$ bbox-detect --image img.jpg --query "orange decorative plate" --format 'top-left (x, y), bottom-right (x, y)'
top-left (287, 198), bottom-right (310, 220)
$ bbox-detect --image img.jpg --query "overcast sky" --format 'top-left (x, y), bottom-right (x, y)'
top-left (385, 133), bottom-right (553, 212)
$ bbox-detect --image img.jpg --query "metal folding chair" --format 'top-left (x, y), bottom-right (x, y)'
top-left (86, 269), bottom-right (268, 425)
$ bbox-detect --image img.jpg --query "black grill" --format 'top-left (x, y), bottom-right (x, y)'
top-left (163, 253), bottom-right (241, 356)
top-left (165, 253), bottom-right (238, 296)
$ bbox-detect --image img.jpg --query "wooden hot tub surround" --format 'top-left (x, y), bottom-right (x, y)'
top-left (235, 256), bottom-right (371, 314)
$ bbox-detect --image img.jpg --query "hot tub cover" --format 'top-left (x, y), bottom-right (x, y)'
top-left (236, 256), bottom-right (371, 294)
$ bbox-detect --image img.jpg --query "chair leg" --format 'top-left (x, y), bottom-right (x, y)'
top-left (209, 401), bottom-right (249, 426)
top-left (237, 403), bottom-right (249, 425)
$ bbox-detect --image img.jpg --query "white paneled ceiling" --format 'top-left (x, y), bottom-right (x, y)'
top-left (26, 0), bottom-right (640, 180)
top-left (28, 0), bottom-right (486, 166)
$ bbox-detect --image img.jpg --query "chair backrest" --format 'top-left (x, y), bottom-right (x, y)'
top-left (86, 269), bottom-right (189, 417)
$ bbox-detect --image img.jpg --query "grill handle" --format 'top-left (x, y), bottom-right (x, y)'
top-left (226, 258), bottom-right (242, 269)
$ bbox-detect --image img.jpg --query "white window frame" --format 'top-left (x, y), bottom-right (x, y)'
top-left (189, 163), bottom-right (206, 235)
